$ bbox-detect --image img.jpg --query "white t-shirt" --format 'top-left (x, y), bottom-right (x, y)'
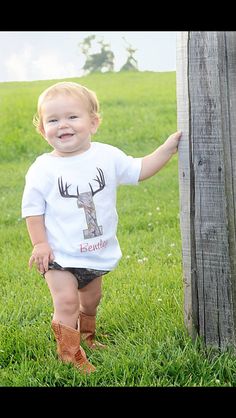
top-left (22, 142), bottom-right (142, 271)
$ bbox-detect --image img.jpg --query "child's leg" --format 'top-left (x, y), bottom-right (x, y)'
top-left (79, 277), bottom-right (107, 349)
top-left (45, 269), bottom-right (79, 329)
top-left (78, 276), bottom-right (102, 315)
top-left (44, 269), bottom-right (96, 373)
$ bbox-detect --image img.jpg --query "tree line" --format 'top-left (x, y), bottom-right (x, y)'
top-left (78, 35), bottom-right (138, 74)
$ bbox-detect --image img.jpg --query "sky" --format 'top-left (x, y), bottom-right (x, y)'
top-left (0, 31), bottom-right (177, 83)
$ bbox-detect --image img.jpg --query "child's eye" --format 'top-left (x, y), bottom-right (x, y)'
top-left (48, 119), bottom-right (57, 123)
top-left (69, 115), bottom-right (78, 119)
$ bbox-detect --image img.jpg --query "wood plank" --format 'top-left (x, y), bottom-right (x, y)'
top-left (177, 31), bottom-right (236, 349)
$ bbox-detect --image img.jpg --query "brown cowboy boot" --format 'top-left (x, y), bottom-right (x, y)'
top-left (51, 320), bottom-right (96, 373)
top-left (79, 311), bottom-right (107, 350)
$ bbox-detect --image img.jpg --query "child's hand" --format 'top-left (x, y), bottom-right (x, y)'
top-left (163, 131), bottom-right (182, 155)
top-left (29, 242), bottom-right (54, 274)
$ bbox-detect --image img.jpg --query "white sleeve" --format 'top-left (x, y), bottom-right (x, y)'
top-left (21, 165), bottom-right (46, 218)
top-left (113, 147), bottom-right (142, 185)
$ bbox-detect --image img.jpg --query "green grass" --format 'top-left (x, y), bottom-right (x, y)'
top-left (1, 71), bottom-right (236, 387)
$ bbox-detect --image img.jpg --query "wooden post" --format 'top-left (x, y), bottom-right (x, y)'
top-left (176, 31), bottom-right (236, 350)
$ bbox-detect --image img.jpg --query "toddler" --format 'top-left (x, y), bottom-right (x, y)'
top-left (22, 81), bottom-right (181, 373)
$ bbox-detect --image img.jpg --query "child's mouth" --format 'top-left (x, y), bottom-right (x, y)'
top-left (59, 133), bottom-right (74, 140)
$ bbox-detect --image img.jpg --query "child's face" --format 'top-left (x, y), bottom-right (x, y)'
top-left (41, 94), bottom-right (99, 157)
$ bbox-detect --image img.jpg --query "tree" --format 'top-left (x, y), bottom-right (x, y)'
top-left (79, 35), bottom-right (114, 74)
top-left (119, 37), bottom-right (138, 72)
top-left (176, 32), bottom-right (236, 350)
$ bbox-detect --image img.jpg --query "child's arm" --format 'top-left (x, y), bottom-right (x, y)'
top-left (26, 215), bottom-right (54, 274)
top-left (139, 131), bottom-right (182, 181)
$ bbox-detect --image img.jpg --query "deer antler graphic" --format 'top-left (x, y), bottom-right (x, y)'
top-left (58, 168), bottom-right (105, 199)
top-left (58, 168), bottom-right (105, 239)
top-left (58, 178), bottom-right (80, 198)
top-left (88, 168), bottom-right (105, 196)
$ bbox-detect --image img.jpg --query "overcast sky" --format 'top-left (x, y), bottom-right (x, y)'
top-left (0, 31), bottom-right (177, 83)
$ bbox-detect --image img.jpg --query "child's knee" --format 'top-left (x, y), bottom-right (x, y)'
top-left (55, 294), bottom-right (79, 315)
top-left (80, 292), bottom-right (102, 312)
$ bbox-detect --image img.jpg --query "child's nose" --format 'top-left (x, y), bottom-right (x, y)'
top-left (58, 119), bottom-right (69, 128)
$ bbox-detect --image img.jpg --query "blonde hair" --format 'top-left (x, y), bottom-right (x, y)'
top-left (33, 81), bottom-right (101, 135)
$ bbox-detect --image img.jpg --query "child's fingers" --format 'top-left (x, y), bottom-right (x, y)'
top-left (49, 252), bottom-right (55, 262)
top-left (28, 255), bottom-right (35, 269)
top-left (173, 131), bottom-right (182, 141)
top-left (42, 258), bottom-right (49, 273)
top-left (29, 253), bottom-right (49, 274)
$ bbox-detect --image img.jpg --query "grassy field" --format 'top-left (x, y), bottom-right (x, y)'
top-left (1, 71), bottom-right (236, 387)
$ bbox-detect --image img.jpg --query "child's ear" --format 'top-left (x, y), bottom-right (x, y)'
top-left (40, 130), bottom-right (49, 143)
top-left (38, 121), bottom-right (46, 138)
top-left (41, 132), bottom-right (47, 141)
top-left (90, 116), bottom-right (100, 134)
top-left (39, 125), bottom-right (47, 141)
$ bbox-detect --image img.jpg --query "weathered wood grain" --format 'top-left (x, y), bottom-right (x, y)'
top-left (177, 32), bottom-right (236, 350)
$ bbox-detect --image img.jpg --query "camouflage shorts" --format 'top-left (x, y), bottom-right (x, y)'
top-left (46, 261), bottom-right (109, 289)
